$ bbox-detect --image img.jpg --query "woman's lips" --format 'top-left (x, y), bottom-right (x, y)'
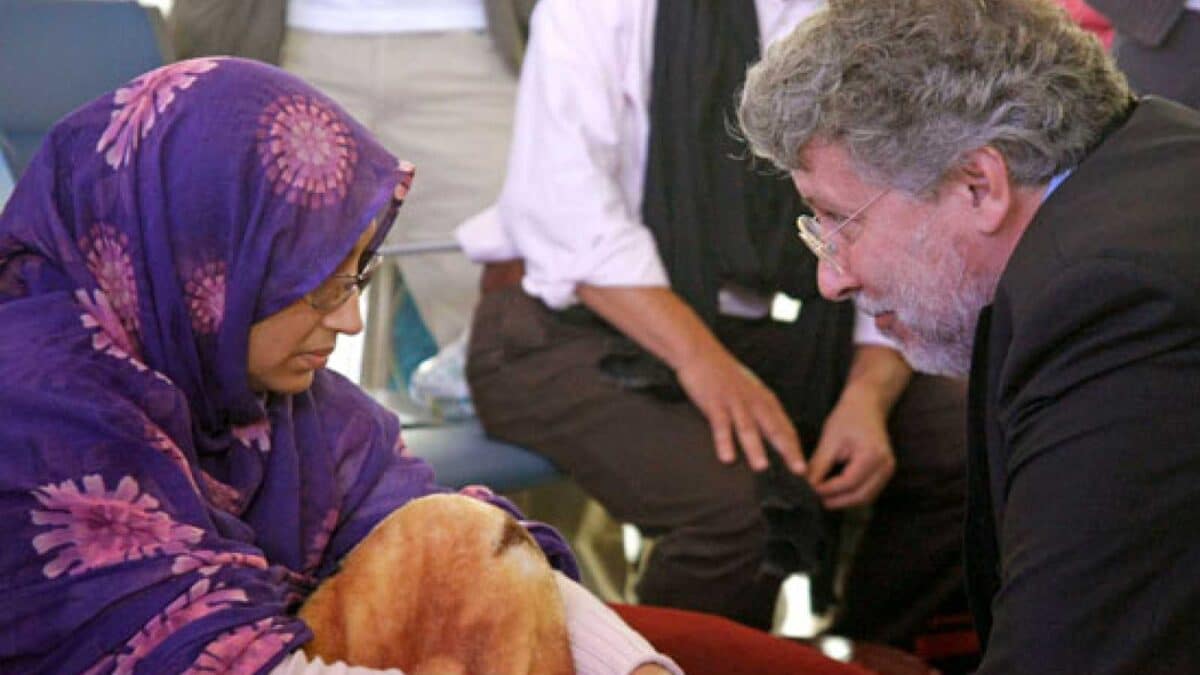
top-left (297, 348), bottom-right (333, 369)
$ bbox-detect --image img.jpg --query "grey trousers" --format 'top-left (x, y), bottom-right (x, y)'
top-left (283, 28), bottom-right (518, 347)
top-left (467, 288), bottom-right (967, 641)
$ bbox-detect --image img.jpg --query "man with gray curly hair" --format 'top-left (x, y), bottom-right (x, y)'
top-left (740, 0), bottom-right (1200, 672)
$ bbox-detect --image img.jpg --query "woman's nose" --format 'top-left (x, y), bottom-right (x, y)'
top-left (322, 288), bottom-right (365, 335)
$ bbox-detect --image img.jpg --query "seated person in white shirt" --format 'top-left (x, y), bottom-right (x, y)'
top-left (458, 0), bottom-right (969, 643)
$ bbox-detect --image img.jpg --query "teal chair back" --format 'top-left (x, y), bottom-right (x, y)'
top-left (0, 1), bottom-right (170, 176)
top-left (0, 131), bottom-right (15, 209)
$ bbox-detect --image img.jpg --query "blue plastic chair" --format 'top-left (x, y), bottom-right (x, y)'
top-left (401, 420), bottom-right (563, 493)
top-left (0, 0), bottom-right (170, 176)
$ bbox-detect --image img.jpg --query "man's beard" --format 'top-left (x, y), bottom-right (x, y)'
top-left (858, 241), bottom-right (990, 379)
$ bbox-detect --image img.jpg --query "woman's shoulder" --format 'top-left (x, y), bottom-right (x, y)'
top-left (306, 369), bottom-right (402, 443)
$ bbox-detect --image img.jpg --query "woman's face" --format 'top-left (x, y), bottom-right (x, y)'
top-left (247, 222), bottom-right (378, 394)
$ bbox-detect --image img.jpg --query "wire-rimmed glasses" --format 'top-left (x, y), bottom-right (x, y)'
top-left (796, 188), bottom-right (889, 273)
top-left (305, 254), bottom-right (383, 312)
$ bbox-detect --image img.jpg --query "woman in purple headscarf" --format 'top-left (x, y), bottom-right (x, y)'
top-left (0, 58), bottom-right (679, 675)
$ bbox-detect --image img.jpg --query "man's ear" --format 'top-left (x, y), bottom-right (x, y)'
top-left (953, 146), bottom-right (1012, 235)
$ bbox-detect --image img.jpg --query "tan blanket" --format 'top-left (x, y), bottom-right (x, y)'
top-left (299, 494), bottom-right (574, 675)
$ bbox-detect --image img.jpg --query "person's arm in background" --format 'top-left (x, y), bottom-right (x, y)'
top-left (579, 285), bottom-right (805, 473)
top-left (499, 0), bottom-right (804, 474)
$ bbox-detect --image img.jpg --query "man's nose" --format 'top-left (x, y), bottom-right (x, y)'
top-left (816, 259), bottom-right (859, 302)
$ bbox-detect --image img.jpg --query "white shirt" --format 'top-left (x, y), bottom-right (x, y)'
top-left (287, 0), bottom-right (487, 34)
top-left (456, 0), bottom-right (891, 345)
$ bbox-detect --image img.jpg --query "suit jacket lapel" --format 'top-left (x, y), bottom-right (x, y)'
top-left (965, 304), bottom-right (1001, 649)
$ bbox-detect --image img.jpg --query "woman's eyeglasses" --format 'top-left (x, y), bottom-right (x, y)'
top-left (305, 254), bottom-right (383, 312)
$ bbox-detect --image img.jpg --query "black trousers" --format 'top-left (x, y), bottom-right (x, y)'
top-left (467, 288), bottom-right (966, 641)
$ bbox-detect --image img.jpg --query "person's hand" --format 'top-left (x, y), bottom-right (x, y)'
top-left (675, 345), bottom-right (805, 475)
top-left (807, 388), bottom-right (895, 509)
top-left (574, 284), bottom-right (804, 475)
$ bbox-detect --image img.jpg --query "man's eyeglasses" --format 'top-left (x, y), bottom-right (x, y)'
top-left (796, 188), bottom-right (889, 273)
top-left (305, 254), bottom-right (383, 312)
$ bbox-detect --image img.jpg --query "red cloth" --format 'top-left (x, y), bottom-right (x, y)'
top-left (612, 604), bottom-right (874, 675)
top-left (1060, 0), bottom-right (1115, 48)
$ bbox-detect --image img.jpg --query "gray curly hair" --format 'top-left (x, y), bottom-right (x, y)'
top-left (738, 0), bottom-right (1131, 194)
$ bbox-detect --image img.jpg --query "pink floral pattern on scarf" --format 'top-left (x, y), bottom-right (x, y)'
top-left (303, 508), bottom-right (339, 573)
top-left (185, 260), bottom-right (227, 335)
top-left (172, 549), bottom-right (269, 577)
top-left (77, 288), bottom-right (143, 365)
top-left (231, 418), bottom-right (271, 454)
top-left (190, 619), bottom-right (296, 673)
top-left (199, 471), bottom-right (243, 515)
top-left (395, 160), bottom-right (416, 200)
top-left (85, 579), bottom-right (249, 675)
top-left (96, 58), bottom-right (221, 170)
top-left (81, 224), bottom-right (140, 341)
top-left (29, 474), bottom-right (206, 578)
top-left (257, 94), bottom-right (358, 209)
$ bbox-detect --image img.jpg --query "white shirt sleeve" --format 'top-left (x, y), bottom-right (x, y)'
top-left (456, 205), bottom-right (519, 262)
top-left (478, 0), bottom-right (669, 309)
top-left (555, 573), bottom-right (684, 675)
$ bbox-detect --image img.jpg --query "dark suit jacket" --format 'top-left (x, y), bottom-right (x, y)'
top-left (967, 97), bottom-right (1200, 674)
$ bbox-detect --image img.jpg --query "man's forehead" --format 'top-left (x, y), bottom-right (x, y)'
top-left (793, 141), bottom-right (873, 206)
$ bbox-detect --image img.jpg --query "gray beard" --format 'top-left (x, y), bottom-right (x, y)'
top-left (859, 242), bottom-right (988, 380)
top-left (896, 330), bottom-right (973, 379)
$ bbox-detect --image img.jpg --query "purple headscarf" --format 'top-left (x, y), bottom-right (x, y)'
top-left (0, 58), bottom-right (574, 674)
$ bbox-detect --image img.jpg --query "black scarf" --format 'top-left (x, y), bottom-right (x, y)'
top-left (642, 0), bottom-right (820, 325)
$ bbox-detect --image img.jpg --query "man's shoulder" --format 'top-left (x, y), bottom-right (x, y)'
top-left (1003, 99), bottom-right (1200, 300)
